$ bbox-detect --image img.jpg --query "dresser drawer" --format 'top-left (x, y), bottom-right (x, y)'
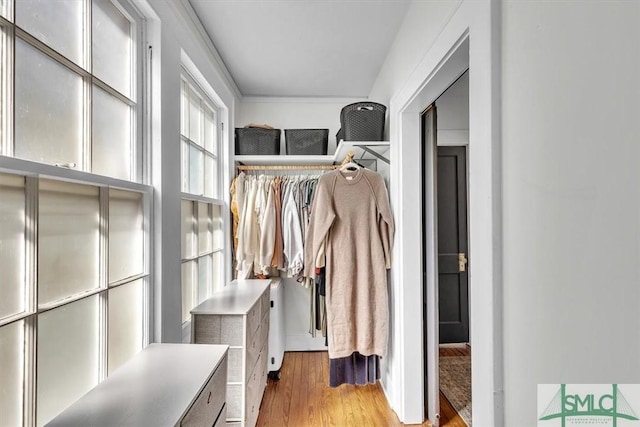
top-left (260, 312), bottom-right (269, 352)
top-left (260, 290), bottom-right (270, 323)
top-left (246, 300), bottom-right (261, 339)
top-left (245, 343), bottom-right (267, 417)
top-left (246, 322), bottom-right (262, 377)
top-left (213, 403), bottom-right (226, 427)
top-left (181, 355), bottom-right (227, 426)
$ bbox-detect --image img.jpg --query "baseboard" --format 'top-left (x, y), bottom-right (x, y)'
top-left (439, 342), bottom-right (470, 348)
top-left (285, 333), bottom-right (327, 351)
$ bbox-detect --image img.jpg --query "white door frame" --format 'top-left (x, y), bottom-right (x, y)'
top-left (387, 1), bottom-right (503, 425)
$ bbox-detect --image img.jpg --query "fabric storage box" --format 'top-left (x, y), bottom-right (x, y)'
top-left (337, 102), bottom-right (387, 142)
top-left (235, 128), bottom-right (281, 155)
top-left (284, 129), bottom-right (329, 155)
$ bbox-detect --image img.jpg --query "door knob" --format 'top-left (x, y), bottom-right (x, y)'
top-left (458, 253), bottom-right (468, 272)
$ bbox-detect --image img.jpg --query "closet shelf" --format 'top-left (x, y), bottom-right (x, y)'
top-left (234, 140), bottom-right (390, 166)
top-left (234, 154), bottom-right (335, 165)
top-left (334, 140), bottom-right (390, 164)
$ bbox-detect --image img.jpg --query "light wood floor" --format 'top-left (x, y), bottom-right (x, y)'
top-left (256, 350), bottom-right (469, 427)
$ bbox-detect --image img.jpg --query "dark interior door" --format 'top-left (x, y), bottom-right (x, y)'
top-left (437, 146), bottom-right (469, 344)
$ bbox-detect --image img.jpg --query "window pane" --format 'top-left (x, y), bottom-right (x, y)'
top-left (212, 250), bottom-right (222, 294)
top-left (37, 295), bottom-right (99, 426)
top-left (198, 254), bottom-right (212, 304)
top-left (38, 180), bottom-right (100, 305)
top-left (212, 204), bottom-right (223, 250)
top-left (203, 105), bottom-right (216, 153)
top-left (15, 39), bottom-right (83, 168)
top-left (181, 261), bottom-right (196, 323)
top-left (198, 202), bottom-right (212, 254)
top-left (92, 0), bottom-right (132, 97)
top-left (181, 80), bottom-right (188, 136)
top-left (181, 138), bottom-right (189, 193)
top-left (0, 174), bottom-right (26, 319)
top-left (108, 279), bottom-right (143, 374)
top-left (189, 144), bottom-right (203, 196)
top-left (0, 321), bottom-right (24, 427)
top-left (188, 87), bottom-right (201, 146)
top-left (16, 0), bottom-right (84, 66)
top-left (181, 200), bottom-right (196, 259)
top-left (0, 25), bottom-right (7, 156)
top-left (93, 86), bottom-right (132, 180)
top-left (0, 0), bottom-right (11, 21)
top-left (109, 189), bottom-right (143, 283)
top-left (204, 153), bottom-right (216, 198)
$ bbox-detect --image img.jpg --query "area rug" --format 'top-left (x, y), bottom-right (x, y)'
top-left (440, 355), bottom-right (472, 426)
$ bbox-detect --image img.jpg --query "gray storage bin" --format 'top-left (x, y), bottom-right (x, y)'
top-left (336, 102), bottom-right (386, 142)
top-left (235, 128), bottom-right (281, 155)
top-left (285, 129), bottom-right (329, 155)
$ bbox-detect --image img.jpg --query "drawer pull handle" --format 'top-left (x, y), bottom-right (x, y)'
top-left (207, 391), bottom-right (211, 404)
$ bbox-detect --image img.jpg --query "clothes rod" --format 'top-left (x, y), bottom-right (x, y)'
top-left (236, 164), bottom-right (340, 171)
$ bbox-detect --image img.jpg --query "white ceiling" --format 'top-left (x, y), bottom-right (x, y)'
top-left (188, 0), bottom-right (412, 98)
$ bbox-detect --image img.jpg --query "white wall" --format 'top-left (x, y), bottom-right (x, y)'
top-left (238, 97), bottom-right (367, 156)
top-left (141, 0), bottom-right (239, 343)
top-left (366, 0), bottom-right (471, 422)
top-left (502, 1), bottom-right (640, 425)
top-left (369, 0), bottom-right (463, 109)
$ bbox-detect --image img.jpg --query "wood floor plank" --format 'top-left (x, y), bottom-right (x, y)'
top-left (257, 351), bottom-right (470, 427)
top-left (286, 350), bottom-right (307, 427)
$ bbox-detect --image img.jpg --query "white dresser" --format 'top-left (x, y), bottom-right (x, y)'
top-left (191, 279), bottom-right (270, 427)
top-left (47, 343), bottom-right (228, 427)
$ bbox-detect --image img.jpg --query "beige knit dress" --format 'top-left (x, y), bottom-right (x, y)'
top-left (304, 168), bottom-right (394, 359)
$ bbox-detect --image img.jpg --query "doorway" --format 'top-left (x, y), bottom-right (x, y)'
top-left (391, 8), bottom-right (502, 423)
top-left (422, 70), bottom-right (471, 426)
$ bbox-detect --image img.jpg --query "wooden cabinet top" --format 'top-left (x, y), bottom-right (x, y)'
top-left (47, 343), bottom-right (228, 427)
top-left (191, 279), bottom-right (271, 316)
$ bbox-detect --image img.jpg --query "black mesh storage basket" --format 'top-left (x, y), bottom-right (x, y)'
top-left (338, 102), bottom-right (387, 141)
top-left (235, 128), bottom-right (281, 155)
top-left (285, 129), bottom-right (329, 155)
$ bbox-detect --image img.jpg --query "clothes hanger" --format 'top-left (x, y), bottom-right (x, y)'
top-left (340, 151), bottom-right (362, 171)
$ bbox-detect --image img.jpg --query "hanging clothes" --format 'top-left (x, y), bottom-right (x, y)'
top-left (304, 168), bottom-right (394, 362)
top-left (329, 352), bottom-right (380, 387)
top-left (281, 178), bottom-right (304, 277)
top-left (257, 176), bottom-right (276, 275)
top-left (236, 175), bottom-right (260, 278)
top-left (233, 169), bottom-right (331, 341)
top-left (270, 177), bottom-right (284, 269)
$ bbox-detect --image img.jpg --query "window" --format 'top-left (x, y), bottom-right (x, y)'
top-left (0, 173), bottom-right (149, 426)
top-left (0, 2), bottom-right (148, 425)
top-left (180, 73), bottom-right (224, 327)
top-left (2, 0), bottom-right (142, 182)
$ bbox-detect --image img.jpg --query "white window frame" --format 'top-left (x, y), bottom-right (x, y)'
top-left (0, 0), bottom-right (144, 183)
top-left (0, 1), bottom-right (151, 425)
top-left (179, 68), bottom-right (225, 341)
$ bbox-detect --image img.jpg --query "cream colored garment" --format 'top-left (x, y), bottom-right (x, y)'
top-left (304, 168), bottom-right (394, 359)
top-left (235, 172), bottom-right (246, 244)
top-left (282, 179), bottom-right (304, 277)
top-left (236, 176), bottom-right (259, 277)
top-left (259, 178), bottom-right (276, 274)
top-left (253, 176), bottom-right (267, 275)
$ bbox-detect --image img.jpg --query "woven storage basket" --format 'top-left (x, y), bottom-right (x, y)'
top-left (338, 102), bottom-right (386, 142)
top-left (235, 128), bottom-right (281, 155)
top-left (285, 129), bottom-right (329, 155)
